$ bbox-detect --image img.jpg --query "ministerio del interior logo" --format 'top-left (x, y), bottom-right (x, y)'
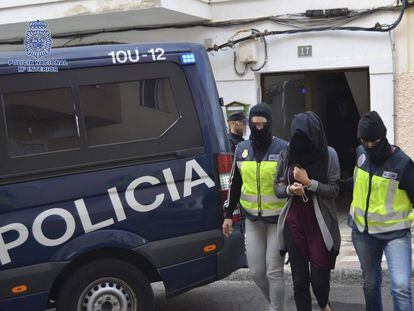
top-left (8, 19), bottom-right (67, 73)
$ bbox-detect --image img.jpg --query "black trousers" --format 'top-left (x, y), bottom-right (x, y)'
top-left (285, 228), bottom-right (331, 311)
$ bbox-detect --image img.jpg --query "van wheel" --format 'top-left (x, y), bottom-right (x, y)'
top-left (56, 259), bottom-right (154, 311)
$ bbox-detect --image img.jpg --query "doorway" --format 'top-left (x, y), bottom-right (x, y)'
top-left (261, 68), bottom-right (370, 212)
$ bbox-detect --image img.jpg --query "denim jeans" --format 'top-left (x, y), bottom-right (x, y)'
top-left (352, 229), bottom-right (412, 311)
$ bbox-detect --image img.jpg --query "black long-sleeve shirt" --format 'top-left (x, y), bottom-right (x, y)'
top-left (398, 160), bottom-right (414, 202)
top-left (228, 132), bottom-right (244, 153)
top-left (225, 156), bottom-right (242, 219)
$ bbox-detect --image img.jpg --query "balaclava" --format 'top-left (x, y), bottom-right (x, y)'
top-left (357, 111), bottom-right (391, 165)
top-left (248, 103), bottom-right (273, 148)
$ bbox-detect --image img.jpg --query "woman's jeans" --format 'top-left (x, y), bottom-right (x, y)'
top-left (245, 219), bottom-right (286, 311)
top-left (352, 229), bottom-right (412, 311)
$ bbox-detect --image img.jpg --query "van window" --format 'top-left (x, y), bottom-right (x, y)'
top-left (0, 61), bottom-right (204, 182)
top-left (80, 78), bottom-right (178, 146)
top-left (3, 87), bottom-right (79, 157)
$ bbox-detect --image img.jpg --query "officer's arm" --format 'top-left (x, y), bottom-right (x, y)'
top-left (224, 155), bottom-right (242, 218)
top-left (337, 176), bottom-right (353, 195)
top-left (307, 147), bottom-right (340, 199)
top-left (398, 160), bottom-right (414, 204)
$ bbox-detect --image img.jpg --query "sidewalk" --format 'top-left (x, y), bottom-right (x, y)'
top-left (227, 211), bottom-right (414, 284)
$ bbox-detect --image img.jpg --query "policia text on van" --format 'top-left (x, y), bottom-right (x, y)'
top-left (0, 43), bottom-right (246, 311)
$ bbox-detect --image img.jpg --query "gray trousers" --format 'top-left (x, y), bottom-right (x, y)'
top-left (245, 218), bottom-right (286, 311)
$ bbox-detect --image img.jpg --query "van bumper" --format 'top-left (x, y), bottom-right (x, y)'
top-left (0, 262), bottom-right (68, 310)
top-left (0, 291), bottom-right (49, 311)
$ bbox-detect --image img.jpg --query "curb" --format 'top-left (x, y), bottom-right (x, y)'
top-left (224, 268), bottom-right (414, 285)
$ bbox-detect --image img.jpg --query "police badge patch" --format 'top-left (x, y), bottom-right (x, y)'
top-left (242, 149), bottom-right (249, 159)
top-left (382, 171), bottom-right (398, 179)
top-left (357, 154), bottom-right (366, 167)
top-left (24, 20), bottom-right (53, 59)
top-left (268, 154), bottom-right (278, 161)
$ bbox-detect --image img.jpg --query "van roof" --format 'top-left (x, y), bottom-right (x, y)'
top-left (0, 42), bottom-right (206, 68)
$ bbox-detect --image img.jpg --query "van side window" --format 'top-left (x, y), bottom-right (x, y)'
top-left (140, 79), bottom-right (173, 113)
top-left (80, 78), bottom-right (178, 146)
top-left (3, 88), bottom-right (79, 157)
top-left (0, 61), bottom-right (204, 182)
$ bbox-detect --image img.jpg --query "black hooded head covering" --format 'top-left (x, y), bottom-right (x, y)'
top-left (249, 102), bottom-right (273, 148)
top-left (357, 111), bottom-right (391, 165)
top-left (357, 111), bottom-right (386, 141)
top-left (288, 111), bottom-right (329, 183)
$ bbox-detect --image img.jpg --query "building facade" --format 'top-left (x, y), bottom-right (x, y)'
top-left (0, 0), bottom-right (412, 163)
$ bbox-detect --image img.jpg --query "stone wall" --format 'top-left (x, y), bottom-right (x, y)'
top-left (395, 72), bottom-right (414, 158)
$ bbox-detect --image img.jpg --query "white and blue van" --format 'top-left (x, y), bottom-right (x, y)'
top-left (0, 43), bottom-right (245, 311)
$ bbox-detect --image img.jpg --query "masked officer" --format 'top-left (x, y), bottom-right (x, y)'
top-left (222, 103), bottom-right (288, 311)
top-left (227, 111), bottom-right (246, 153)
top-left (349, 111), bottom-right (414, 311)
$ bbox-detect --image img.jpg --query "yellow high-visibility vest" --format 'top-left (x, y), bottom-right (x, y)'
top-left (350, 146), bottom-right (413, 234)
top-left (235, 138), bottom-right (287, 217)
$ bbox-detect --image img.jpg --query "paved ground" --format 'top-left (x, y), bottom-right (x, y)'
top-left (47, 211), bottom-right (414, 311)
top-left (153, 280), bottom-right (414, 311)
top-left (152, 211), bottom-right (414, 311)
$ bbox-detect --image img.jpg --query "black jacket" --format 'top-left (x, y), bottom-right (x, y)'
top-left (228, 132), bottom-right (244, 153)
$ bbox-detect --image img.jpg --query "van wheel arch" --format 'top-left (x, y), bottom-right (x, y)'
top-left (48, 247), bottom-right (160, 306)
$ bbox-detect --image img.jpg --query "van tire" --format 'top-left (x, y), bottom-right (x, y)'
top-left (56, 258), bottom-right (154, 311)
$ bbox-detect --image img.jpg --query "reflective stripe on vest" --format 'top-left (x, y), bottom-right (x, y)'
top-left (351, 166), bottom-right (413, 234)
top-left (238, 160), bottom-right (285, 216)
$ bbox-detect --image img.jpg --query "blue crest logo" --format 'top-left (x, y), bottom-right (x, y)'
top-left (24, 20), bottom-right (53, 59)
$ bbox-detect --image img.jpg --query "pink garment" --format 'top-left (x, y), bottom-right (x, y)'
top-left (286, 167), bottom-right (334, 270)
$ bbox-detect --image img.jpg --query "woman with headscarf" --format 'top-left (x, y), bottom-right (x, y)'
top-left (275, 111), bottom-right (341, 311)
top-left (223, 103), bottom-right (288, 311)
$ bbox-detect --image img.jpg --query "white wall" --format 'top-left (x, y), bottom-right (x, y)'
top-left (0, 0), bottom-right (400, 142)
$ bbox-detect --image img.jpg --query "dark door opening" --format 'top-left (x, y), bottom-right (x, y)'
top-left (261, 68), bottom-right (370, 213)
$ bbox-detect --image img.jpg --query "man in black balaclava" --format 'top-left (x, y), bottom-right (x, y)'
top-left (349, 110), bottom-right (414, 311)
top-left (357, 110), bottom-right (391, 165)
top-left (222, 103), bottom-right (289, 311)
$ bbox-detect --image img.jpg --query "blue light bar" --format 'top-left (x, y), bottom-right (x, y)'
top-left (180, 53), bottom-right (196, 65)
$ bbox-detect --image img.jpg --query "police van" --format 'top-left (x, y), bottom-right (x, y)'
top-left (0, 43), bottom-right (245, 311)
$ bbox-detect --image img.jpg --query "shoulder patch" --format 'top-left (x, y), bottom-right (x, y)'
top-left (242, 149), bottom-right (249, 159)
top-left (357, 154), bottom-right (366, 167)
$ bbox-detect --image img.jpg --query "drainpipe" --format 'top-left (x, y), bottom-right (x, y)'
top-left (409, 7), bottom-right (413, 72)
top-left (389, 30), bottom-right (397, 145)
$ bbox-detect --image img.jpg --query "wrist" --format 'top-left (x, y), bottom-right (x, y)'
top-left (306, 179), bottom-right (319, 192)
